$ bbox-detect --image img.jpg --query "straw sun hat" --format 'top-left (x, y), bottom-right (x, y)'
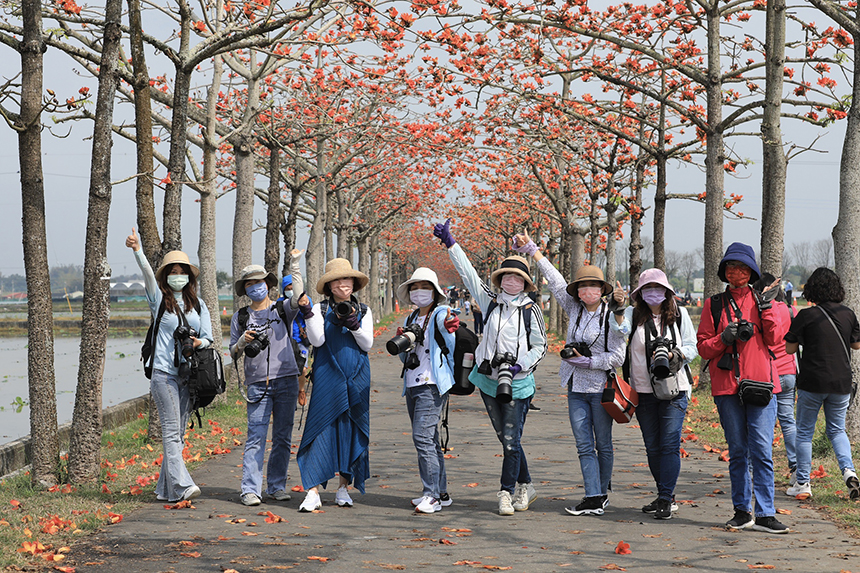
top-left (315, 258), bottom-right (369, 295)
top-left (565, 265), bottom-right (613, 298)
top-left (489, 256), bottom-right (537, 292)
top-left (155, 251), bottom-right (199, 283)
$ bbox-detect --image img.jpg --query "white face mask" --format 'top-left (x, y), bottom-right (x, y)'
top-left (167, 274), bottom-right (189, 292)
top-left (410, 289), bottom-right (435, 308)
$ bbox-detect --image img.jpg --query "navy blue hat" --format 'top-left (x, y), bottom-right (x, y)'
top-left (718, 242), bottom-right (761, 283)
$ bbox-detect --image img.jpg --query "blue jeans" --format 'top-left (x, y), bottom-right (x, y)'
top-left (714, 393), bottom-right (777, 517)
top-left (405, 384), bottom-right (448, 498)
top-left (795, 389), bottom-right (855, 484)
top-left (242, 376), bottom-right (299, 496)
top-left (481, 390), bottom-right (531, 493)
top-left (568, 392), bottom-right (614, 497)
top-left (775, 374), bottom-right (797, 471)
top-left (151, 369), bottom-right (195, 502)
top-left (636, 392), bottom-right (688, 500)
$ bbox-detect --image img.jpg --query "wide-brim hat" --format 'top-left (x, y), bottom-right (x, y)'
top-left (490, 256), bottom-right (537, 292)
top-left (630, 268), bottom-right (676, 302)
top-left (155, 251), bottom-right (199, 283)
top-left (316, 258), bottom-right (369, 295)
top-left (234, 264), bottom-right (278, 297)
top-left (565, 265), bottom-right (613, 298)
top-left (397, 267), bottom-right (447, 304)
top-left (718, 242), bottom-right (761, 283)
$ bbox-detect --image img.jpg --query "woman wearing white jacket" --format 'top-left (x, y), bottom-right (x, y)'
top-left (433, 220), bottom-right (547, 516)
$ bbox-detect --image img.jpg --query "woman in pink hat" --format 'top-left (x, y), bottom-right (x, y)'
top-left (612, 268), bottom-right (697, 520)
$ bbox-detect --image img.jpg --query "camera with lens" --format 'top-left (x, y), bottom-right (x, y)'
top-left (386, 323), bottom-right (425, 355)
top-left (335, 301), bottom-right (358, 320)
top-left (647, 336), bottom-right (673, 379)
top-left (479, 351), bottom-right (517, 403)
top-left (244, 330), bottom-right (270, 358)
top-left (560, 341), bottom-right (592, 359)
top-left (736, 319), bottom-right (754, 342)
top-left (173, 325), bottom-right (197, 359)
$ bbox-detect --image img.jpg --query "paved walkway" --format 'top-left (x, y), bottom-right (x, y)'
top-left (69, 340), bottom-right (859, 572)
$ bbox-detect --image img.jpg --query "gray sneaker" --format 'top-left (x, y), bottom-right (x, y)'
top-left (241, 492), bottom-right (261, 506)
top-left (270, 490), bottom-right (291, 501)
top-left (512, 483), bottom-right (537, 511)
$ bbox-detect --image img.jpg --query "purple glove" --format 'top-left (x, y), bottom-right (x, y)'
top-left (433, 218), bottom-right (456, 249)
top-left (512, 238), bottom-right (538, 257)
top-left (297, 293), bottom-right (314, 319)
top-left (343, 312), bottom-right (361, 331)
top-left (509, 364), bottom-right (522, 377)
top-left (563, 356), bottom-right (592, 369)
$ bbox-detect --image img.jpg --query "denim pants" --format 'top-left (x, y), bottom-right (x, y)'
top-left (405, 384), bottom-right (448, 498)
top-left (481, 390), bottom-right (531, 493)
top-left (714, 393), bottom-right (777, 517)
top-left (151, 369), bottom-right (195, 502)
top-left (775, 374), bottom-right (797, 471)
top-left (568, 392), bottom-right (614, 497)
top-left (795, 389), bottom-right (855, 484)
top-left (242, 376), bottom-right (299, 496)
top-left (635, 392), bottom-right (688, 500)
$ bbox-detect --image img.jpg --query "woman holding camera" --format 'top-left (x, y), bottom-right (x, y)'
top-left (230, 251), bottom-right (308, 507)
top-left (126, 229), bottom-right (213, 503)
top-left (612, 269), bottom-right (697, 520)
top-left (393, 268), bottom-right (460, 513)
top-left (512, 232), bottom-right (625, 517)
top-left (785, 267), bottom-right (860, 501)
top-left (696, 242), bottom-right (789, 533)
top-left (296, 258), bottom-right (374, 512)
top-left (433, 220), bottom-right (547, 516)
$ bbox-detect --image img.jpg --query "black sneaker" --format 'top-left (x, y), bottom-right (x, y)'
top-left (846, 474), bottom-right (860, 500)
top-left (752, 516), bottom-right (789, 534)
top-left (726, 509), bottom-right (754, 530)
top-left (654, 498), bottom-right (673, 520)
top-left (565, 495), bottom-right (607, 516)
top-left (643, 497), bottom-right (679, 513)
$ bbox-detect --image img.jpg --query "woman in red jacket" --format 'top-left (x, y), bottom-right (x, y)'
top-left (696, 242), bottom-right (790, 534)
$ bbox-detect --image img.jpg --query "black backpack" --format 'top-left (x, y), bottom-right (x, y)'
top-left (404, 308), bottom-right (479, 396)
top-left (141, 300), bottom-right (167, 380)
top-left (174, 309), bottom-right (226, 427)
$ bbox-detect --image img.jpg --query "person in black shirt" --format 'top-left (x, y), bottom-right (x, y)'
top-left (784, 267), bottom-right (860, 500)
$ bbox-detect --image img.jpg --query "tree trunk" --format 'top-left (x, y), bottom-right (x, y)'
top-left (198, 50), bottom-right (223, 355)
top-left (325, 189), bottom-right (335, 262)
top-left (588, 189), bottom-right (600, 263)
top-left (834, 37), bottom-right (860, 441)
top-left (369, 234), bottom-right (381, 318)
top-left (162, 65), bottom-right (192, 253)
top-left (306, 144), bottom-right (327, 292)
top-left (265, 146), bottom-right (282, 278)
top-left (604, 202), bottom-right (618, 284)
top-left (356, 236), bottom-right (369, 305)
top-left (69, 0), bottom-right (122, 483)
top-left (231, 133), bottom-right (255, 310)
top-left (760, 0), bottom-right (787, 276)
top-left (629, 150), bottom-right (646, 288)
top-left (18, 0), bottom-right (59, 487)
top-left (703, 6), bottom-right (725, 299)
top-left (384, 248), bottom-right (394, 315)
top-left (653, 154), bottom-right (668, 271)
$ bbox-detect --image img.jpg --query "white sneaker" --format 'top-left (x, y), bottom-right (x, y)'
top-left (241, 492), bottom-right (261, 506)
top-left (415, 496), bottom-right (442, 514)
top-left (497, 490), bottom-right (514, 516)
top-left (512, 482), bottom-right (537, 511)
top-left (843, 468), bottom-right (860, 499)
top-left (412, 492), bottom-right (453, 507)
top-left (182, 485), bottom-right (201, 501)
top-left (299, 489), bottom-right (322, 512)
top-left (335, 485), bottom-right (353, 507)
top-left (786, 482), bottom-right (812, 499)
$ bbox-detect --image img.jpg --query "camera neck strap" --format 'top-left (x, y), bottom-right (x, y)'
top-left (721, 292), bottom-right (742, 380)
top-left (573, 301), bottom-right (607, 350)
top-left (643, 315), bottom-right (676, 372)
top-left (174, 307), bottom-right (191, 368)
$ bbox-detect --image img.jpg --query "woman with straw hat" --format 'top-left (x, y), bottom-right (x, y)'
top-left (513, 231), bottom-right (625, 517)
top-left (126, 229), bottom-right (214, 503)
top-left (296, 258), bottom-right (374, 512)
top-left (433, 220), bottom-right (547, 516)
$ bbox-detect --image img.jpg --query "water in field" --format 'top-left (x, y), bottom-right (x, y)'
top-left (0, 337), bottom-right (152, 445)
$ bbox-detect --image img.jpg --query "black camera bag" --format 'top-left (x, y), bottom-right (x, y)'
top-left (738, 379), bottom-right (773, 407)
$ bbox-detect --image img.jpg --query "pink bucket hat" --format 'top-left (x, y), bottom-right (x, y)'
top-left (629, 268), bottom-right (676, 303)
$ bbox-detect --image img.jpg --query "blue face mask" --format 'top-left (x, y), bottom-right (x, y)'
top-left (246, 282), bottom-right (270, 302)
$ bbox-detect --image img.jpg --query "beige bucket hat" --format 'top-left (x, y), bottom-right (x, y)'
top-left (234, 264), bottom-right (278, 297)
top-left (315, 258), bottom-right (369, 295)
top-left (565, 265), bottom-right (613, 298)
top-left (155, 251), bottom-right (199, 283)
top-left (489, 256), bottom-right (537, 292)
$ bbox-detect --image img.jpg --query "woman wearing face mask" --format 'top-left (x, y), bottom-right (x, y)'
top-left (512, 231), bottom-right (625, 517)
top-left (296, 258), bottom-right (374, 512)
top-left (394, 268), bottom-right (461, 513)
top-left (126, 228), bottom-right (214, 503)
top-left (696, 242), bottom-right (790, 534)
top-left (230, 251), bottom-right (310, 507)
top-left (611, 269), bottom-right (697, 520)
top-left (433, 220), bottom-right (547, 516)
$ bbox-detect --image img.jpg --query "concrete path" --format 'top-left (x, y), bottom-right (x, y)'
top-left (69, 340), bottom-right (860, 572)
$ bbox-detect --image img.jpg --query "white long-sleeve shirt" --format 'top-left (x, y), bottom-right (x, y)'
top-left (305, 301), bottom-right (374, 352)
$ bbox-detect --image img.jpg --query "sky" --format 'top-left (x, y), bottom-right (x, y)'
top-left (0, 14), bottom-right (845, 285)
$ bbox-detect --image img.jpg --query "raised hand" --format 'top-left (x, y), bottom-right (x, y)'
top-left (433, 219), bottom-right (456, 249)
top-left (290, 249), bottom-right (304, 261)
top-left (443, 308), bottom-right (460, 333)
top-left (512, 230), bottom-right (538, 257)
top-left (125, 228), bottom-right (141, 251)
top-left (613, 281), bottom-right (626, 304)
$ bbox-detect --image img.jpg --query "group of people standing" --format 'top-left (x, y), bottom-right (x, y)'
top-left (128, 221), bottom-right (860, 529)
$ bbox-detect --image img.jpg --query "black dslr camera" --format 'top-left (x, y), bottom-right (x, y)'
top-left (560, 341), bottom-right (592, 359)
top-left (736, 319), bottom-right (755, 342)
top-left (334, 301), bottom-right (358, 320)
top-left (387, 323), bottom-right (424, 356)
top-left (244, 330), bottom-right (270, 358)
top-left (173, 325), bottom-right (197, 378)
top-left (478, 351), bottom-right (517, 403)
top-left (647, 336), bottom-right (672, 379)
